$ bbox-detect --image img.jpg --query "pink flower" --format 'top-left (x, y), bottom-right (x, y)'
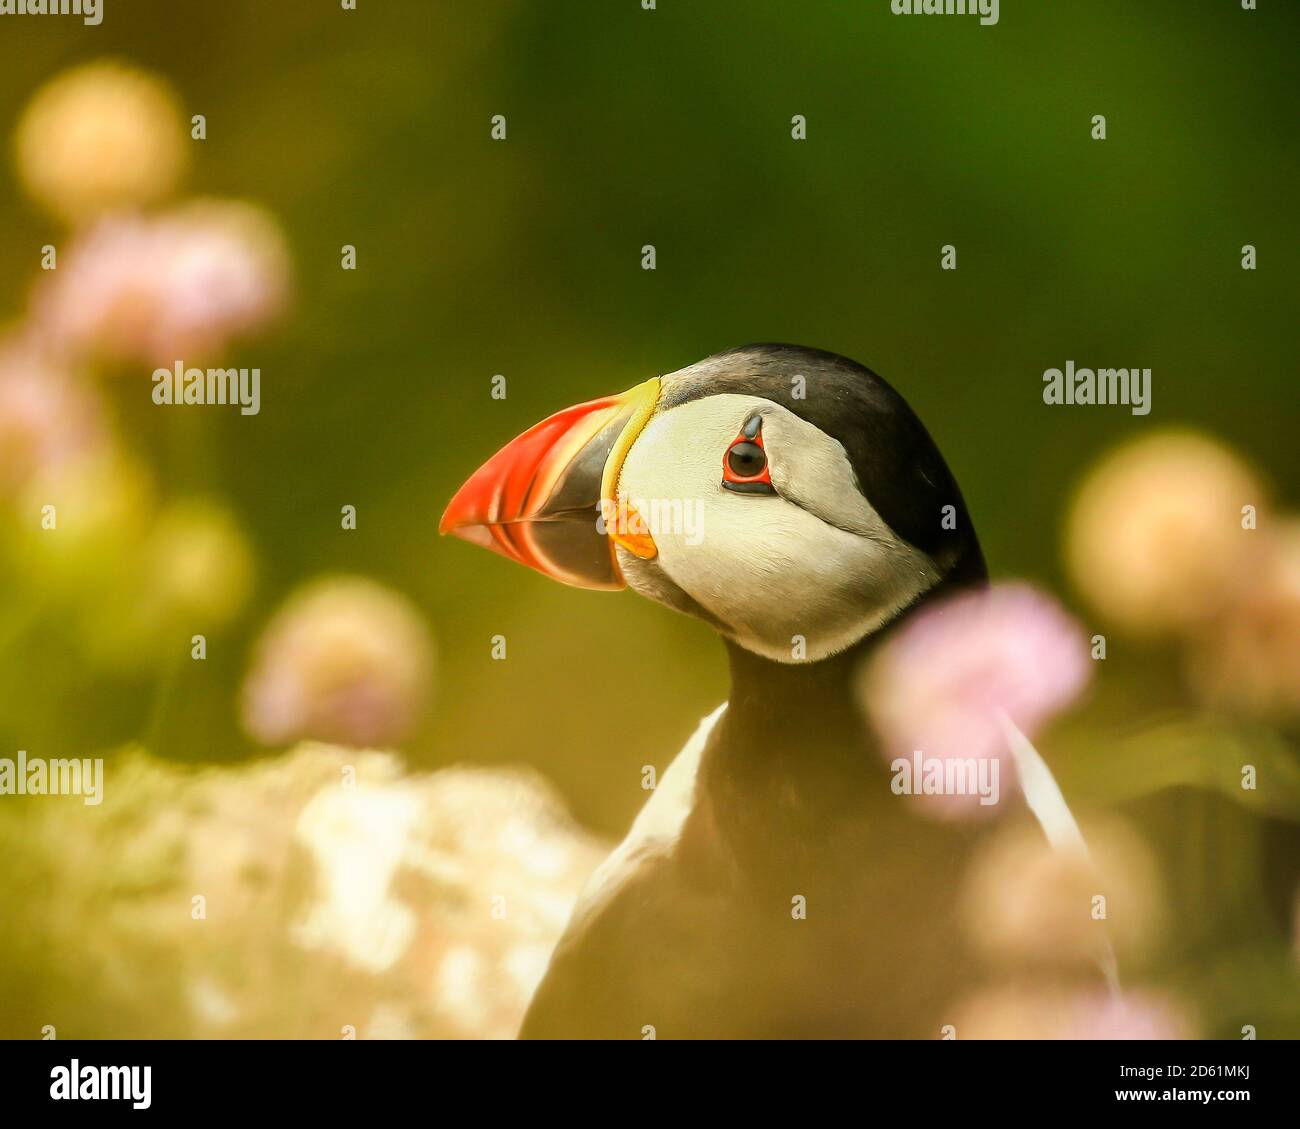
top-left (951, 985), bottom-right (1194, 1039)
top-left (241, 577), bottom-right (436, 749)
top-left (0, 333), bottom-right (105, 492)
top-left (34, 200), bottom-right (290, 366)
top-left (859, 583), bottom-right (1091, 818)
top-left (1064, 991), bottom-right (1191, 1040)
top-left (1187, 519), bottom-right (1300, 718)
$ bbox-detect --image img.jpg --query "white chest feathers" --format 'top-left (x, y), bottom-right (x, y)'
top-left (565, 703), bottom-right (726, 930)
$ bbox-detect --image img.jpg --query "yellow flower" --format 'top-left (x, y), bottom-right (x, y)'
top-left (145, 500), bottom-right (256, 626)
top-left (961, 816), bottom-right (1164, 969)
top-left (1065, 430), bottom-right (1264, 635)
top-left (15, 61), bottom-right (188, 224)
top-left (14, 450), bottom-right (154, 591)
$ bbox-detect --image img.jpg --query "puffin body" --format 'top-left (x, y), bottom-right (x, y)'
top-left (442, 345), bottom-right (991, 1038)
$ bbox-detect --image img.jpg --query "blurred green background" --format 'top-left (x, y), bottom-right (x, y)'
top-left (0, 1), bottom-right (1295, 864)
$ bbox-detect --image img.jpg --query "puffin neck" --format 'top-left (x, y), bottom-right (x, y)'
top-left (722, 636), bottom-right (870, 748)
top-left (702, 579), bottom-right (974, 824)
top-left (680, 630), bottom-right (890, 868)
top-left (718, 582), bottom-right (949, 751)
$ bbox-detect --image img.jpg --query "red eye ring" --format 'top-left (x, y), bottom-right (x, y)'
top-left (721, 414), bottom-right (775, 494)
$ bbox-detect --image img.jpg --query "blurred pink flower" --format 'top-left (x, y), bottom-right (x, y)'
top-left (1187, 519), bottom-right (1300, 718)
top-left (1062, 990), bottom-right (1192, 1040)
top-left (0, 333), bottom-right (105, 492)
top-left (241, 577), bottom-right (435, 749)
top-left (951, 984), bottom-right (1194, 1039)
top-left (35, 200), bottom-right (291, 366)
top-left (859, 583), bottom-right (1091, 818)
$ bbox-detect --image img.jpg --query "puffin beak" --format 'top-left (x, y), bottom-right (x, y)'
top-left (440, 378), bottom-right (661, 590)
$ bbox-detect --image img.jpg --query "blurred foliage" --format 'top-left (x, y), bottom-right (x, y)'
top-left (0, 742), bottom-right (607, 1038)
top-left (1056, 718), bottom-right (1300, 820)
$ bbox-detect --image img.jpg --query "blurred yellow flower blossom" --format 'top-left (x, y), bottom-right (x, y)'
top-left (14, 61), bottom-right (188, 224)
top-left (0, 743), bottom-right (608, 1038)
top-left (961, 816), bottom-right (1165, 969)
top-left (13, 450), bottom-right (154, 590)
top-left (1066, 430), bottom-right (1265, 636)
top-left (143, 499), bottom-right (256, 627)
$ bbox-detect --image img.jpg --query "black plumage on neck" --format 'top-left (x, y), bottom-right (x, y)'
top-left (691, 572), bottom-right (987, 871)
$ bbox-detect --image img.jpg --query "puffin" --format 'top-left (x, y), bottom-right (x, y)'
top-left (441, 344), bottom-right (994, 1038)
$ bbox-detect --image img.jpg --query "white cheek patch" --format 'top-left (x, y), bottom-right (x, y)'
top-left (617, 394), bottom-right (939, 663)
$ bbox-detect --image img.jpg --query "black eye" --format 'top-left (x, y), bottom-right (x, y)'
top-left (726, 441), bottom-right (766, 478)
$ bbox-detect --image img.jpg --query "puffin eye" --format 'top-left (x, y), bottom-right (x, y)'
top-left (727, 442), bottom-right (766, 478)
top-left (721, 414), bottom-right (776, 495)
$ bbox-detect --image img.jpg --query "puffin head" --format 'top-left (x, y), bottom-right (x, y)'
top-left (441, 344), bottom-right (985, 663)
